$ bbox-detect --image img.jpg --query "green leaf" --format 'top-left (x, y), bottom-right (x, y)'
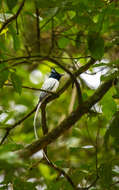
top-left (36, 0), bottom-right (52, 8)
top-left (0, 63), bottom-right (9, 88)
top-left (73, 15), bottom-right (93, 26)
top-left (39, 163), bottom-right (57, 180)
top-left (0, 186), bottom-right (7, 190)
top-left (75, 31), bottom-right (83, 48)
top-left (36, 0), bottom-right (63, 8)
top-left (73, 0), bottom-right (89, 12)
top-left (69, 147), bottom-right (81, 153)
top-left (115, 79), bottom-right (119, 94)
top-left (0, 143), bottom-right (23, 154)
top-left (87, 33), bottom-right (104, 60)
top-left (109, 113), bottom-right (119, 138)
top-left (39, 163), bottom-right (51, 179)
top-left (9, 25), bottom-right (20, 51)
top-left (0, 37), bottom-right (7, 53)
top-left (0, 1), bottom-right (2, 9)
top-left (54, 160), bottom-right (68, 168)
top-left (104, 112), bottom-right (119, 149)
top-left (10, 72), bottom-right (22, 94)
top-left (14, 178), bottom-right (36, 190)
top-left (104, 128), bottom-right (110, 149)
top-left (99, 162), bottom-right (112, 188)
top-left (101, 89), bottom-right (117, 119)
top-left (58, 37), bottom-right (69, 49)
top-left (6, 0), bottom-right (18, 10)
top-left (46, 181), bottom-right (63, 190)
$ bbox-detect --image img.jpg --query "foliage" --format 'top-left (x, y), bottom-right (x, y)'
top-left (0, 0), bottom-right (119, 189)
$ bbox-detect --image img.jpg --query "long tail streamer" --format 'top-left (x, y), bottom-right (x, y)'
top-left (33, 101), bottom-right (42, 140)
top-left (33, 94), bottom-right (49, 140)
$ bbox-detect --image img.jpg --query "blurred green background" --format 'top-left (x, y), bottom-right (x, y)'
top-left (0, 0), bottom-right (119, 189)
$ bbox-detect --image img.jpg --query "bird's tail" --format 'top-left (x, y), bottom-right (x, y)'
top-left (33, 94), bottom-right (49, 140)
top-left (33, 101), bottom-right (42, 140)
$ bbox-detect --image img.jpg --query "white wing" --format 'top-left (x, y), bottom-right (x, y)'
top-left (39, 78), bottom-right (59, 101)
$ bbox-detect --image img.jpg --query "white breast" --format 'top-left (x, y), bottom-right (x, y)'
top-left (50, 78), bottom-right (59, 92)
top-left (42, 78), bottom-right (59, 91)
top-left (39, 78), bottom-right (59, 101)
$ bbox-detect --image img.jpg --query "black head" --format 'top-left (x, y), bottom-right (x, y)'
top-left (49, 68), bottom-right (63, 81)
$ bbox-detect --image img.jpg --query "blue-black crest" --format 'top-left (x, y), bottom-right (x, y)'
top-left (49, 68), bottom-right (63, 80)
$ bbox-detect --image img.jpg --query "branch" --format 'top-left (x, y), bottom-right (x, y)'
top-left (0, 55), bottom-right (90, 64)
top-left (40, 103), bottom-right (77, 189)
top-left (4, 83), bottom-right (55, 94)
top-left (1, 60), bottom-right (32, 72)
top-left (41, 103), bottom-right (48, 154)
top-left (40, 9), bottom-right (59, 30)
top-left (0, 58), bottom-right (96, 145)
top-left (19, 71), bottom-right (117, 158)
top-left (0, 0), bottom-right (25, 33)
top-left (41, 104), bottom-right (48, 135)
top-left (0, 106), bottom-right (37, 145)
top-left (44, 155), bottom-right (77, 189)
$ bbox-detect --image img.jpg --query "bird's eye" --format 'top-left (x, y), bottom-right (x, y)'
top-left (51, 68), bottom-right (56, 73)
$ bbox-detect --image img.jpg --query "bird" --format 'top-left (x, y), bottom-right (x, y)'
top-left (33, 68), bottom-right (63, 139)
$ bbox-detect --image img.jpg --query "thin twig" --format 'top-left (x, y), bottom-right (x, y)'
top-left (4, 83), bottom-right (55, 94)
top-left (16, 18), bottom-right (19, 35)
top-left (0, 0), bottom-right (25, 33)
top-left (86, 175), bottom-right (99, 190)
top-left (111, 180), bottom-right (119, 187)
top-left (40, 103), bottom-right (77, 189)
top-left (44, 155), bottom-right (78, 190)
top-left (0, 60), bottom-right (32, 73)
top-left (94, 116), bottom-right (101, 179)
top-left (40, 9), bottom-right (59, 31)
top-left (0, 128), bottom-right (11, 145)
top-left (0, 55), bottom-right (90, 64)
top-left (35, 6), bottom-right (40, 50)
top-left (83, 122), bottom-right (100, 190)
top-left (0, 106), bottom-right (37, 145)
